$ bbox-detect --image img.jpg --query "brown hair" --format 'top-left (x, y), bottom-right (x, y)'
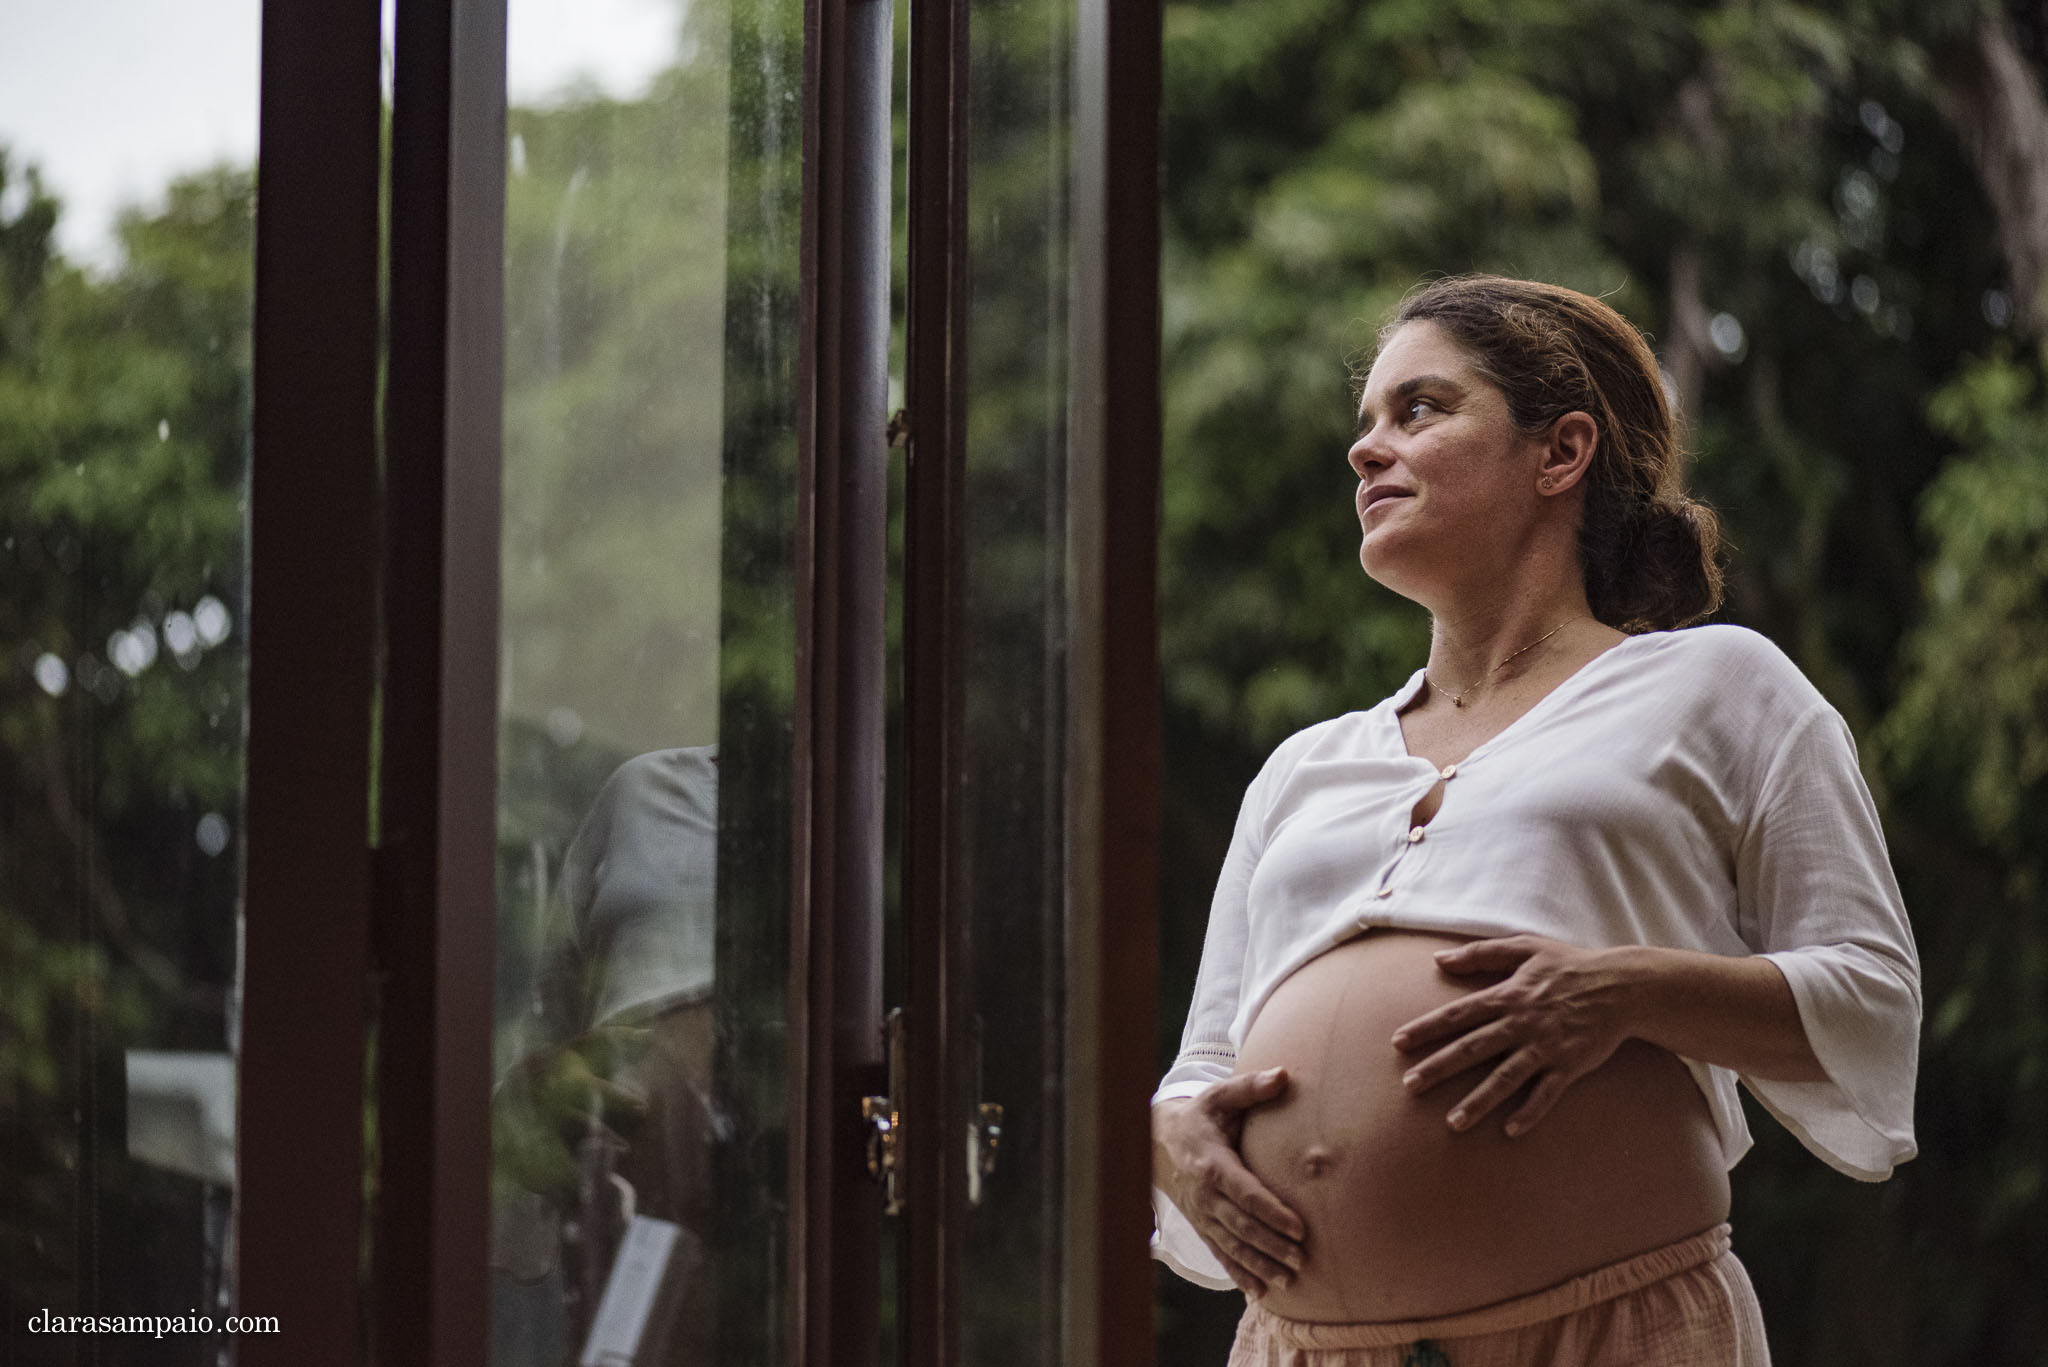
top-left (1381, 274), bottom-right (1723, 633)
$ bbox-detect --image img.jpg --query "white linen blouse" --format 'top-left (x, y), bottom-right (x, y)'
top-left (1152, 624), bottom-right (1922, 1290)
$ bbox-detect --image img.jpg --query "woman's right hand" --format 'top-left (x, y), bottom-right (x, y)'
top-left (1152, 1067), bottom-right (1306, 1297)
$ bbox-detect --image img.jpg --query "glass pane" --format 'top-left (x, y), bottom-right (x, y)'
top-left (0, 4), bottom-right (258, 1361)
top-left (954, 0), bottom-right (1071, 1359)
top-left (486, 0), bottom-right (803, 1362)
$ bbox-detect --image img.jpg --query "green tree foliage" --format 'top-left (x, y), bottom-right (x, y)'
top-left (499, 50), bottom-right (735, 768)
top-left (1872, 340), bottom-right (2048, 1359)
top-left (1153, 1), bottom-right (2048, 1362)
top-left (1, 150), bottom-right (250, 1347)
top-left (1891, 345), bottom-right (2048, 849)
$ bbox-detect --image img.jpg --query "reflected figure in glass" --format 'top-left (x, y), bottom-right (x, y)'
top-left (494, 747), bottom-right (720, 1365)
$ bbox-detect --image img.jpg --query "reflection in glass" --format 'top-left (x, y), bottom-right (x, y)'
top-left (953, 0), bottom-right (1072, 1360)
top-left (486, 0), bottom-right (802, 1361)
top-left (0, 7), bottom-right (257, 1360)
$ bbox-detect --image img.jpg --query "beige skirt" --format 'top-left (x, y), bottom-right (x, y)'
top-left (1226, 1223), bottom-right (1768, 1367)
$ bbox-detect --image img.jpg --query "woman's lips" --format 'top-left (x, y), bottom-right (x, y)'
top-left (1361, 487), bottom-right (1413, 517)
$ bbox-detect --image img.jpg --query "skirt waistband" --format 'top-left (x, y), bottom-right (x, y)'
top-left (1244, 1223), bottom-right (1734, 1349)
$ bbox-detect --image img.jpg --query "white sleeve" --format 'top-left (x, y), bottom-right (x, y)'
top-left (1150, 745), bottom-right (1278, 1291)
top-left (1736, 706), bottom-right (1922, 1180)
top-left (1154, 782), bottom-right (1262, 1099)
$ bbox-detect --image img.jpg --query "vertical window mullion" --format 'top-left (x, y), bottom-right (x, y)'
top-left (1062, 0), bottom-right (1163, 1360)
top-left (793, 0), bottom-right (895, 1362)
top-left (238, 0), bottom-right (384, 1359)
top-left (899, 0), bottom-right (973, 1354)
top-left (373, 0), bottom-right (507, 1359)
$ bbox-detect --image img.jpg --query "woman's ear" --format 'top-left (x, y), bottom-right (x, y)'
top-left (1536, 411), bottom-right (1598, 494)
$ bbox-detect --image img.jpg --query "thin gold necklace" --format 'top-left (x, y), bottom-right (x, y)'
top-left (1426, 615), bottom-right (1584, 708)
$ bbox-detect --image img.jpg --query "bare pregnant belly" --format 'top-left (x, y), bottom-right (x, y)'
top-left (1235, 931), bottom-right (1730, 1322)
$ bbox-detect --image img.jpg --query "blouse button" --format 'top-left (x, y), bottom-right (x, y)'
top-left (1439, 763), bottom-right (1458, 779)
top-left (1407, 826), bottom-right (1425, 844)
top-left (1375, 886), bottom-right (1394, 899)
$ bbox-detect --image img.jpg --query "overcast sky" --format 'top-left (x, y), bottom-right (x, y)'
top-left (0, 0), bottom-right (678, 268)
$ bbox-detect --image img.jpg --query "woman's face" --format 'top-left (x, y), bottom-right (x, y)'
top-left (1348, 320), bottom-right (1545, 602)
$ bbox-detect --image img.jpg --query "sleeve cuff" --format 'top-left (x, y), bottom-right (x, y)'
top-left (1150, 1186), bottom-right (1236, 1291)
top-left (1150, 1078), bottom-right (1215, 1109)
top-left (1749, 948), bottom-right (1920, 1180)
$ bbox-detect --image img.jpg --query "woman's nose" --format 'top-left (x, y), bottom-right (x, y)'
top-left (1347, 431), bottom-right (1385, 479)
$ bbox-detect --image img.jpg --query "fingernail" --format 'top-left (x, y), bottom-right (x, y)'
top-left (1274, 1272), bottom-right (1293, 1289)
top-left (1390, 1031), bottom-right (1410, 1048)
top-left (1448, 1108), bottom-right (1468, 1130)
top-left (1263, 1066), bottom-right (1284, 1081)
top-left (1505, 1120), bottom-right (1526, 1138)
top-left (1402, 1071), bottom-right (1421, 1090)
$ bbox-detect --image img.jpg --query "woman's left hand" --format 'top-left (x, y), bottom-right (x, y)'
top-left (1390, 935), bottom-right (1637, 1138)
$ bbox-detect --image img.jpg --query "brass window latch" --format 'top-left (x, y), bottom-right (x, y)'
top-left (861, 1007), bottom-right (908, 1215)
top-left (967, 1101), bottom-right (1003, 1208)
top-left (860, 1093), bottom-right (903, 1215)
top-left (964, 1012), bottom-right (1003, 1208)
top-left (860, 1008), bottom-right (1007, 1214)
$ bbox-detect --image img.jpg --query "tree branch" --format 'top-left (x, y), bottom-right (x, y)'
top-left (1929, 10), bottom-right (2048, 338)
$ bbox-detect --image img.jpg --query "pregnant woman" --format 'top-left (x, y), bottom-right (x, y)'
top-left (1150, 276), bottom-right (1922, 1365)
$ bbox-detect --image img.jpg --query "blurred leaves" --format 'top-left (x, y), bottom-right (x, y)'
top-left (1, 149), bottom-right (249, 1328)
top-left (1887, 344), bottom-right (2048, 849)
top-left (1154, 1), bottom-right (2048, 1362)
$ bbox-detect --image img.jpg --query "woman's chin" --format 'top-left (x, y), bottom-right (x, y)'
top-left (1357, 539), bottom-right (1421, 595)
top-left (1357, 547), bottom-right (1395, 588)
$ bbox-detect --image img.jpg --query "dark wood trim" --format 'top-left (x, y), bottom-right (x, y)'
top-left (237, 0), bottom-right (384, 1359)
top-left (791, 0), bottom-right (894, 1362)
top-left (372, 0), bottom-right (506, 1358)
top-left (1064, 0), bottom-right (1163, 1360)
top-left (898, 0), bottom-right (972, 1355)
top-left (1093, 0), bottom-right (1165, 1345)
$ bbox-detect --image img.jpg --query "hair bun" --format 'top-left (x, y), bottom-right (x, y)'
top-left (1613, 498), bottom-right (1722, 632)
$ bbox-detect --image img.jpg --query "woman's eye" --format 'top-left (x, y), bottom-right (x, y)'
top-left (1403, 398), bottom-right (1435, 422)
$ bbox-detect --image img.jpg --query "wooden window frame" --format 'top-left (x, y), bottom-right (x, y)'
top-left (237, 0), bottom-right (386, 1360)
top-left (369, 0), bottom-right (508, 1358)
top-left (234, 0), bottom-right (1159, 1359)
top-left (1060, 0), bottom-right (1164, 1359)
top-left (792, 0), bottom-right (895, 1359)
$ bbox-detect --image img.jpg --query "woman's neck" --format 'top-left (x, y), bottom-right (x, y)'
top-left (1424, 587), bottom-right (1609, 701)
